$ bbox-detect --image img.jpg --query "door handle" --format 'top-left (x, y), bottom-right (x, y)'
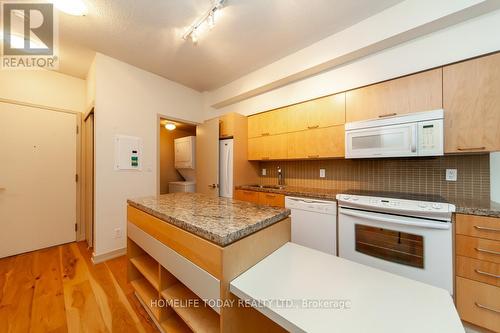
top-left (379, 113), bottom-right (397, 118)
top-left (474, 269), bottom-right (500, 279)
top-left (475, 302), bottom-right (500, 314)
top-left (474, 225), bottom-right (500, 232)
top-left (208, 184), bottom-right (218, 189)
top-left (475, 247), bottom-right (500, 256)
top-left (457, 146), bottom-right (486, 151)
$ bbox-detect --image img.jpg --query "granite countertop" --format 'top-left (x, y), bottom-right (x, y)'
top-left (127, 193), bottom-right (290, 247)
top-left (452, 199), bottom-right (500, 218)
top-left (237, 185), bottom-right (500, 218)
top-left (236, 185), bottom-right (339, 201)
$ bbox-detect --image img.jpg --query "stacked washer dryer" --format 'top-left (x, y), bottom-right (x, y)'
top-left (169, 136), bottom-right (196, 193)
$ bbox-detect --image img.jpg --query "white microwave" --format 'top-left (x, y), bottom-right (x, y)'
top-left (345, 110), bottom-right (444, 159)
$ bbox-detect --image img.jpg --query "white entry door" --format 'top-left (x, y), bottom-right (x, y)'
top-left (0, 102), bottom-right (77, 258)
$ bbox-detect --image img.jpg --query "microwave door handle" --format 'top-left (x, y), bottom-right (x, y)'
top-left (340, 209), bottom-right (450, 230)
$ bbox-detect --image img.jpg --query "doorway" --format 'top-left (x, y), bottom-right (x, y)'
top-left (158, 118), bottom-right (197, 194)
top-left (0, 101), bottom-right (78, 258)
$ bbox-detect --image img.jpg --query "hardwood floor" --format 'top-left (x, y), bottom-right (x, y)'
top-left (0, 242), bottom-right (159, 333)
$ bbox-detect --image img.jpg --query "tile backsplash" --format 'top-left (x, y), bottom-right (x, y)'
top-left (259, 154), bottom-right (490, 202)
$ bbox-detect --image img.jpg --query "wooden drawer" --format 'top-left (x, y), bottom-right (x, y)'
top-left (457, 256), bottom-right (500, 287)
top-left (456, 214), bottom-right (500, 241)
top-left (258, 192), bottom-right (285, 208)
top-left (456, 235), bottom-right (500, 264)
top-left (456, 277), bottom-right (500, 332)
top-left (234, 189), bottom-right (260, 204)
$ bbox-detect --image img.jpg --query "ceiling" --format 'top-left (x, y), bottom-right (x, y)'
top-left (58, 0), bottom-right (404, 91)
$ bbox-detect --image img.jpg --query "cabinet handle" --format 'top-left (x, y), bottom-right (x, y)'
top-left (308, 125), bottom-right (319, 129)
top-left (379, 113), bottom-right (397, 118)
top-left (475, 247), bottom-right (500, 256)
top-left (457, 147), bottom-right (486, 151)
top-left (308, 155), bottom-right (320, 158)
top-left (261, 133), bottom-right (270, 136)
top-left (474, 225), bottom-right (500, 232)
top-left (262, 157), bottom-right (270, 160)
top-left (474, 269), bottom-right (500, 279)
top-left (475, 302), bottom-right (500, 314)
top-left (208, 184), bottom-right (218, 189)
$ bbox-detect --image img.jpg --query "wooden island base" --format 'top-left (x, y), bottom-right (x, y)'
top-left (127, 205), bottom-right (290, 333)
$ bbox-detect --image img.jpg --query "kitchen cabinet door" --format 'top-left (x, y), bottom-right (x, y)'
top-left (234, 189), bottom-right (260, 203)
top-left (248, 108), bottom-right (288, 138)
top-left (258, 192), bottom-right (285, 208)
top-left (219, 113), bottom-right (235, 138)
top-left (443, 53), bottom-right (500, 153)
top-left (248, 113), bottom-right (265, 138)
top-left (307, 93), bottom-right (345, 128)
top-left (346, 68), bottom-right (443, 123)
top-left (248, 134), bottom-right (287, 160)
top-left (287, 93), bottom-right (345, 132)
top-left (287, 126), bottom-right (344, 159)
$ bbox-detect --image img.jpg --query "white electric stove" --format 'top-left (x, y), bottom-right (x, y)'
top-left (336, 191), bottom-right (456, 294)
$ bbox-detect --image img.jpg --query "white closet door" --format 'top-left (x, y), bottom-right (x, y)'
top-left (0, 102), bottom-right (77, 258)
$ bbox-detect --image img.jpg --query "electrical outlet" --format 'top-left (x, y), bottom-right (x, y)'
top-left (262, 168), bottom-right (267, 176)
top-left (320, 169), bottom-right (326, 178)
top-left (114, 228), bottom-right (122, 239)
top-left (446, 169), bottom-right (457, 182)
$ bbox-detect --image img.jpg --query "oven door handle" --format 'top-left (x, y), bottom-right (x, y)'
top-left (340, 209), bottom-right (451, 230)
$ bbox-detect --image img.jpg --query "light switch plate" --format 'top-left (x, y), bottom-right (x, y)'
top-left (320, 169), bottom-right (326, 178)
top-left (446, 169), bottom-right (457, 181)
top-left (262, 168), bottom-right (267, 176)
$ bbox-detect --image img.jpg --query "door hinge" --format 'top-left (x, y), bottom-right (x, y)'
top-left (76, 125), bottom-right (79, 134)
top-left (75, 223), bottom-right (78, 232)
top-left (75, 174), bottom-right (79, 182)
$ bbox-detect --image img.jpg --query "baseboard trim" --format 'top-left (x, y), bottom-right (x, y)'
top-left (91, 247), bottom-right (127, 264)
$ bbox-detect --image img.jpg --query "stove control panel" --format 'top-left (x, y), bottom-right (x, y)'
top-left (336, 194), bottom-right (455, 221)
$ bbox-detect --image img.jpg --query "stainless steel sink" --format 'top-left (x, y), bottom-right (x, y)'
top-left (246, 184), bottom-right (286, 190)
top-left (262, 185), bottom-right (286, 190)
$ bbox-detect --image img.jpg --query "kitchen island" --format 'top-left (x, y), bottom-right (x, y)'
top-left (126, 193), bottom-right (291, 333)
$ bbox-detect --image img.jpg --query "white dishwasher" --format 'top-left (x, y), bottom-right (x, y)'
top-left (285, 196), bottom-right (337, 255)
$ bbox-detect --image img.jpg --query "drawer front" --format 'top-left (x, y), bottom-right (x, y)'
top-left (457, 277), bottom-right (500, 332)
top-left (234, 189), bottom-right (259, 204)
top-left (456, 214), bottom-right (500, 241)
top-left (456, 235), bottom-right (500, 264)
top-left (128, 222), bottom-right (221, 313)
top-left (258, 192), bottom-right (285, 208)
top-left (456, 256), bottom-right (500, 287)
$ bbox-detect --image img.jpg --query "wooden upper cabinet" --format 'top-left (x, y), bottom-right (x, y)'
top-left (345, 68), bottom-right (443, 123)
top-left (219, 113), bottom-right (235, 138)
top-left (248, 107), bottom-right (288, 138)
top-left (248, 134), bottom-right (287, 160)
top-left (287, 126), bottom-right (344, 159)
top-left (443, 53), bottom-right (500, 153)
top-left (288, 93), bottom-right (345, 132)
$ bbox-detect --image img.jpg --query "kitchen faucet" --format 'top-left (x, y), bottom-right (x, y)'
top-left (277, 166), bottom-right (284, 186)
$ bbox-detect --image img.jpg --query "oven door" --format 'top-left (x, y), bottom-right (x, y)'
top-left (338, 207), bottom-right (453, 294)
top-left (345, 123), bottom-right (417, 158)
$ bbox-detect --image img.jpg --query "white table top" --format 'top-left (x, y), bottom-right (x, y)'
top-left (230, 243), bottom-right (464, 333)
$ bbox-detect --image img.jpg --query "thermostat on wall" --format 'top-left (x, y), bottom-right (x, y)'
top-left (114, 135), bottom-right (142, 170)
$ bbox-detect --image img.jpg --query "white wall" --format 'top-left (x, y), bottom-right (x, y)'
top-left (0, 70), bottom-right (86, 112)
top-left (492, 153), bottom-right (500, 203)
top-left (204, 8), bottom-right (500, 117)
top-left (93, 53), bottom-right (203, 257)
